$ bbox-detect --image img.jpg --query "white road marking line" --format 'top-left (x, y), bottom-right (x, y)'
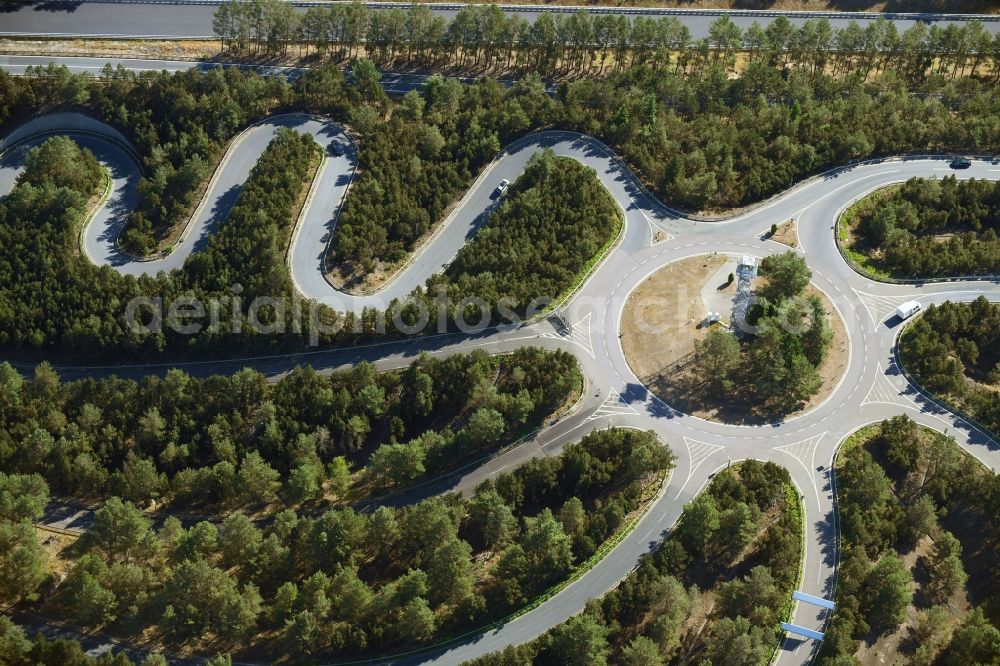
top-left (674, 438), bottom-right (725, 499)
top-left (774, 433), bottom-right (826, 511)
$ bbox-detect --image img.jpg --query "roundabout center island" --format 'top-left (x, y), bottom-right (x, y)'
top-left (620, 252), bottom-right (848, 425)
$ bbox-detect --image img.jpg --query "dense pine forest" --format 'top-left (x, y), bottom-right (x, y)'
top-left (2, 9), bottom-right (1000, 666)
top-left (0, 347), bottom-right (579, 509)
top-left (467, 460), bottom-right (802, 665)
top-left (845, 176), bottom-right (1000, 279)
top-left (0, 126), bottom-right (327, 356)
top-left (0, 427), bottom-right (671, 661)
top-left (431, 150), bottom-right (621, 317)
top-left (818, 417), bottom-right (1000, 664)
top-left (899, 297), bottom-right (1000, 438)
top-left (4, 59), bottom-right (1000, 356)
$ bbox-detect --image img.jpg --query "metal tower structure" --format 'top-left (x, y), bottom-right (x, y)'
top-left (731, 255), bottom-right (758, 335)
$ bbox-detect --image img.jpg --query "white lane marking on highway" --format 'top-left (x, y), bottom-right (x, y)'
top-left (541, 312), bottom-right (595, 359)
top-left (774, 433), bottom-right (824, 475)
top-left (674, 438), bottom-right (725, 499)
top-left (636, 206), bottom-right (669, 242)
top-left (789, 169), bottom-right (902, 225)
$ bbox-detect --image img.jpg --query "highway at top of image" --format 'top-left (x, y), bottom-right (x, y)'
top-left (1, 58), bottom-right (999, 665)
top-left (1, 0), bottom-right (999, 40)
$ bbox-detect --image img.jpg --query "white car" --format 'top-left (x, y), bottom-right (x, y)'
top-left (494, 179), bottom-right (510, 196)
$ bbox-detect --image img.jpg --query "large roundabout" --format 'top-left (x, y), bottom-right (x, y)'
top-left (2, 99), bottom-right (999, 666)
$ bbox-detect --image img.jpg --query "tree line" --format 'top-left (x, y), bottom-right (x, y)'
top-left (85, 64), bottom-right (291, 257)
top-left (848, 175), bottom-right (1000, 279)
top-left (17, 134), bottom-right (104, 194)
top-left (899, 297), bottom-right (1000, 438)
top-left (0, 428), bottom-right (672, 661)
top-left (0, 347), bottom-right (579, 511)
top-left (213, 1), bottom-right (1000, 82)
top-left (818, 416), bottom-right (1000, 664)
top-left (467, 459), bottom-right (802, 665)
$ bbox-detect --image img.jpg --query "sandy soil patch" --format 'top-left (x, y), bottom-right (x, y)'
top-left (35, 525), bottom-right (78, 583)
top-left (793, 284), bottom-right (849, 416)
top-left (770, 219), bottom-right (799, 248)
top-left (0, 38), bottom-right (218, 61)
top-left (620, 254), bottom-right (727, 380)
top-left (327, 259), bottom-right (404, 295)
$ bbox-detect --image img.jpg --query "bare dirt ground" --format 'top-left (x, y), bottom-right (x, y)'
top-left (620, 253), bottom-right (727, 380)
top-left (327, 260), bottom-right (401, 295)
top-left (795, 284), bottom-right (849, 415)
top-left (770, 218), bottom-right (799, 248)
top-left (0, 38), bottom-right (218, 61)
top-left (35, 525), bottom-right (76, 582)
top-left (622, 256), bottom-right (848, 424)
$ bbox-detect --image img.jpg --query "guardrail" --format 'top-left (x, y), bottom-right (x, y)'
top-left (32, 0), bottom-right (1000, 22)
top-left (0, 119), bottom-right (141, 167)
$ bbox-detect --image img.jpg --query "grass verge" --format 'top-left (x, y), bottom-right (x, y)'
top-left (768, 481), bottom-right (806, 661)
top-left (76, 164), bottom-right (113, 254)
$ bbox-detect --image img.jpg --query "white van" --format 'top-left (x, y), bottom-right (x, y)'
top-left (896, 301), bottom-right (922, 321)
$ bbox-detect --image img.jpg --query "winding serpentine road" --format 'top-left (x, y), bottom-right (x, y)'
top-left (2, 100), bottom-right (1000, 665)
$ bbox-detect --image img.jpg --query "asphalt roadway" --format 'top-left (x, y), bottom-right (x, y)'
top-left (1, 0), bottom-right (1000, 39)
top-left (0, 54), bottom-right (453, 94)
top-left (1, 82), bottom-right (1000, 665)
